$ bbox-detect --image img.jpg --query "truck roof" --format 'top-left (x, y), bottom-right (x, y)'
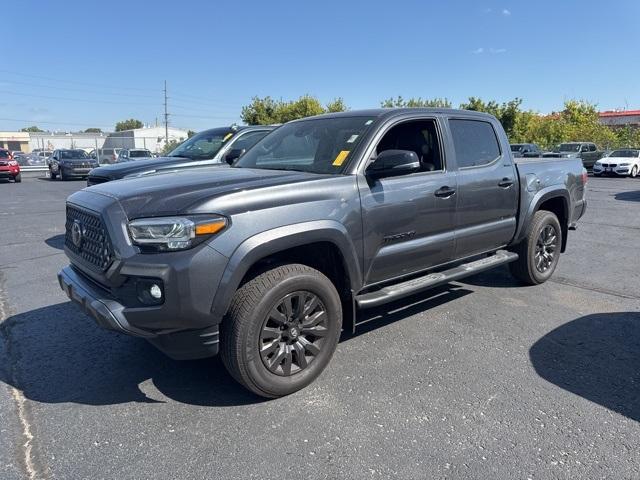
top-left (290, 108), bottom-right (498, 122)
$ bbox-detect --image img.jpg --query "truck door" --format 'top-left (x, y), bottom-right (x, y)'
top-left (358, 117), bottom-right (457, 286)
top-left (446, 118), bottom-right (518, 259)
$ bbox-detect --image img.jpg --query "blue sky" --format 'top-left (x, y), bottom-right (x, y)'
top-left (2, 0), bottom-right (639, 132)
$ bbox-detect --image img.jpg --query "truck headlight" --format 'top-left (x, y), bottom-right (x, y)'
top-left (128, 216), bottom-right (227, 251)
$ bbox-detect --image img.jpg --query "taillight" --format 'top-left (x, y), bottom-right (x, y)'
top-left (581, 169), bottom-right (588, 185)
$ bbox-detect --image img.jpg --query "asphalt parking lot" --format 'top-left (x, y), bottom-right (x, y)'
top-left (1, 173), bottom-right (639, 479)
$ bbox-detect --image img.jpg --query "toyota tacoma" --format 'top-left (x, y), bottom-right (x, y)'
top-left (58, 108), bottom-right (587, 398)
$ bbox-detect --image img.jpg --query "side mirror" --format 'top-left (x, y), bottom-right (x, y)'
top-left (225, 148), bottom-right (245, 165)
top-left (366, 150), bottom-right (420, 178)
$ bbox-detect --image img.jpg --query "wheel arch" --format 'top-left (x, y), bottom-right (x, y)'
top-left (210, 221), bottom-right (362, 323)
top-left (515, 187), bottom-right (570, 253)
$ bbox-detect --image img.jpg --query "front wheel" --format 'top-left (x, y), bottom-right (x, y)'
top-left (631, 165), bottom-right (638, 178)
top-left (509, 210), bottom-right (562, 285)
top-left (13, 173), bottom-right (21, 183)
top-left (49, 168), bottom-right (57, 180)
top-left (221, 264), bottom-right (342, 398)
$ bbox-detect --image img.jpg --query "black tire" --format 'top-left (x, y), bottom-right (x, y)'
top-left (49, 168), bottom-right (57, 180)
top-left (13, 173), bottom-right (21, 183)
top-left (509, 210), bottom-right (562, 285)
top-left (59, 168), bottom-right (67, 181)
top-left (631, 165), bottom-right (638, 178)
top-left (221, 263), bottom-right (342, 398)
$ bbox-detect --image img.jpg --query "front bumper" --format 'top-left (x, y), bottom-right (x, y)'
top-left (0, 167), bottom-right (19, 178)
top-left (61, 165), bottom-right (94, 176)
top-left (593, 166), bottom-right (630, 176)
top-left (58, 266), bottom-right (221, 359)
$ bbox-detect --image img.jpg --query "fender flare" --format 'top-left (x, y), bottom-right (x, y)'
top-left (210, 220), bottom-right (362, 322)
top-left (514, 186), bottom-right (570, 248)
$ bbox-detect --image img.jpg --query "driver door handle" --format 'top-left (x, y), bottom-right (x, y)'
top-left (434, 186), bottom-right (456, 198)
top-left (498, 178), bottom-right (514, 188)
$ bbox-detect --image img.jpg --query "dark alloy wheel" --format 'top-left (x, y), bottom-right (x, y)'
top-left (509, 210), bottom-right (562, 285)
top-left (534, 224), bottom-right (558, 273)
top-left (259, 291), bottom-right (328, 376)
top-left (221, 263), bottom-right (342, 398)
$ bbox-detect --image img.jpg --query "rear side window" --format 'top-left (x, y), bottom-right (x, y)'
top-left (449, 119), bottom-right (501, 168)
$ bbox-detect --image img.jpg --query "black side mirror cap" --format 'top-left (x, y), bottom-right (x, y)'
top-left (366, 149), bottom-right (421, 178)
top-left (225, 148), bottom-right (246, 165)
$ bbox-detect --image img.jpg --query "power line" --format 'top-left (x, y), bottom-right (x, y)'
top-left (0, 68), bottom-right (244, 109)
top-left (0, 90), bottom-right (160, 107)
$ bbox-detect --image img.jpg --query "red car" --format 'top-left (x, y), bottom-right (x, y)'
top-left (0, 148), bottom-right (22, 182)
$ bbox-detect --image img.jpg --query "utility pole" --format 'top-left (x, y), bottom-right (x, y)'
top-left (163, 80), bottom-right (169, 148)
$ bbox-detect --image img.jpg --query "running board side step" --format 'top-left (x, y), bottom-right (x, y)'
top-left (355, 250), bottom-right (519, 309)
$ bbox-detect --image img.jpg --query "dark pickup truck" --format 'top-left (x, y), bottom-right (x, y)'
top-left (58, 108), bottom-right (587, 398)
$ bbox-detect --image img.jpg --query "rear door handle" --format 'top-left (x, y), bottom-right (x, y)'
top-left (434, 186), bottom-right (456, 198)
top-left (498, 178), bottom-right (514, 188)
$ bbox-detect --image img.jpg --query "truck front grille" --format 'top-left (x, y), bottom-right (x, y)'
top-left (65, 205), bottom-right (114, 271)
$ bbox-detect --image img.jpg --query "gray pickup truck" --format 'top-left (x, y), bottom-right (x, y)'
top-left (58, 108), bottom-right (587, 398)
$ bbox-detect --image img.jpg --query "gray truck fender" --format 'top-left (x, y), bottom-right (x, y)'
top-left (210, 220), bottom-right (362, 322)
top-left (513, 186), bottom-right (570, 246)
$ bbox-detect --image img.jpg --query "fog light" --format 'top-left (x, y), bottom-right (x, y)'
top-left (149, 284), bottom-right (162, 299)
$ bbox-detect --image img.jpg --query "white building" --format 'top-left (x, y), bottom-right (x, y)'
top-left (103, 126), bottom-right (189, 153)
top-left (29, 132), bottom-right (108, 152)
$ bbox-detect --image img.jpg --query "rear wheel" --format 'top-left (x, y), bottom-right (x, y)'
top-left (510, 210), bottom-right (562, 285)
top-left (221, 264), bottom-right (342, 398)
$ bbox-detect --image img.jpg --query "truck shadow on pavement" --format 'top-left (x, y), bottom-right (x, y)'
top-left (44, 234), bottom-right (65, 250)
top-left (614, 190), bottom-right (640, 202)
top-left (0, 302), bottom-right (262, 407)
top-left (530, 311), bottom-right (640, 422)
top-left (0, 286), bottom-right (475, 408)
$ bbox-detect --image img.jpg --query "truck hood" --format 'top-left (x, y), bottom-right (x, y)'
top-left (89, 156), bottom-right (205, 180)
top-left (83, 166), bottom-right (331, 218)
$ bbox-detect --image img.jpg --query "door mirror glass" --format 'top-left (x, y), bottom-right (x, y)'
top-left (366, 149), bottom-right (420, 178)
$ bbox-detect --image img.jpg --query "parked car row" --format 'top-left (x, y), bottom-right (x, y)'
top-left (509, 141), bottom-right (640, 177)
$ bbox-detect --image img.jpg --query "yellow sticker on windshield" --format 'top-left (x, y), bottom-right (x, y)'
top-left (333, 150), bottom-right (350, 166)
top-left (223, 133), bottom-right (233, 142)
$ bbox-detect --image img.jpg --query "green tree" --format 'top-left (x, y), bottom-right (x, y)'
top-left (84, 128), bottom-right (102, 133)
top-left (241, 95), bottom-right (348, 125)
top-left (21, 125), bottom-right (44, 132)
top-left (161, 139), bottom-right (181, 155)
top-left (459, 97), bottom-right (523, 137)
top-left (187, 130), bottom-right (196, 138)
top-left (115, 119), bottom-right (144, 132)
top-left (381, 96), bottom-right (452, 108)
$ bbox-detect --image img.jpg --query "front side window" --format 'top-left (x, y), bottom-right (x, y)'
top-left (235, 116), bottom-right (374, 174)
top-left (169, 128), bottom-right (234, 160)
top-left (231, 130), bottom-right (270, 151)
top-left (449, 119), bottom-right (501, 168)
top-left (375, 119), bottom-right (443, 172)
top-left (0, 150), bottom-right (9, 158)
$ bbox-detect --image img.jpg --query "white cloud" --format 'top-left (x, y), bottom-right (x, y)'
top-left (489, 48), bottom-right (507, 54)
top-left (472, 47), bottom-right (485, 54)
top-left (502, 8), bottom-right (511, 16)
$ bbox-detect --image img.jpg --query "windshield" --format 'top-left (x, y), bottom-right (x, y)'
top-left (510, 145), bottom-right (524, 152)
top-left (557, 143), bottom-right (581, 152)
top-left (129, 150), bottom-right (152, 158)
top-left (168, 128), bottom-right (234, 160)
top-left (609, 149), bottom-right (639, 158)
top-left (234, 116), bottom-right (374, 174)
top-left (60, 150), bottom-right (88, 159)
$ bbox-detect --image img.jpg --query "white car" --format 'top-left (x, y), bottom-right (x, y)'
top-left (593, 149), bottom-right (640, 177)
